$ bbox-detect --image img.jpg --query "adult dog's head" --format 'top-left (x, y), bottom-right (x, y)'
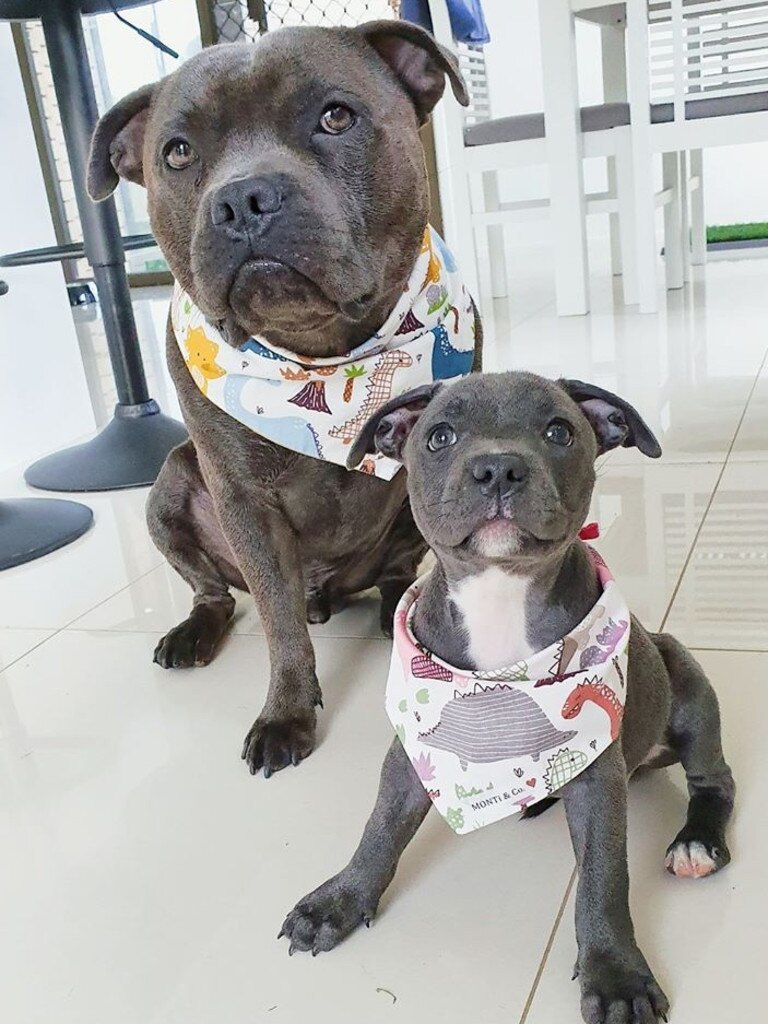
top-left (87, 21), bottom-right (467, 356)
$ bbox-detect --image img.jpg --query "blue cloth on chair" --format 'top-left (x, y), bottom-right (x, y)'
top-left (400, 0), bottom-right (491, 46)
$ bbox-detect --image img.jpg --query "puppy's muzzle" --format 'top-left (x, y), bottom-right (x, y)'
top-left (470, 453), bottom-right (529, 500)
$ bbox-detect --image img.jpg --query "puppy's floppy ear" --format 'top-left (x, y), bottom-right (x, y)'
top-left (559, 379), bottom-right (662, 458)
top-left (356, 19), bottom-right (469, 124)
top-left (348, 383), bottom-right (441, 468)
top-left (87, 83), bottom-right (157, 201)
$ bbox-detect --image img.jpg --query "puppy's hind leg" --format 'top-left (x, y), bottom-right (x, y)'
top-left (653, 633), bottom-right (735, 879)
top-left (148, 443), bottom-right (242, 669)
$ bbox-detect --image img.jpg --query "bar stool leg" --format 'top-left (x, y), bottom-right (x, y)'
top-left (0, 498), bottom-right (93, 571)
top-left (24, 2), bottom-right (186, 492)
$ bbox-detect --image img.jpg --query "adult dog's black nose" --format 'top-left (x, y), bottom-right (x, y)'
top-left (470, 454), bottom-right (529, 497)
top-left (210, 177), bottom-right (283, 231)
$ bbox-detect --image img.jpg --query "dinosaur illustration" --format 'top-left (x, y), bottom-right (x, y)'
top-left (561, 676), bottom-right (624, 741)
top-left (418, 683), bottom-right (577, 770)
top-left (421, 229), bottom-right (441, 288)
top-left (433, 230), bottom-right (458, 272)
top-left (239, 337), bottom-right (287, 360)
top-left (223, 375), bottom-right (323, 458)
top-left (184, 327), bottom-right (226, 396)
top-left (544, 747), bottom-right (589, 793)
top-left (431, 323), bottom-right (474, 380)
top-left (328, 349), bottom-right (413, 444)
top-left (579, 616), bottom-right (629, 669)
top-left (472, 663), bottom-right (529, 682)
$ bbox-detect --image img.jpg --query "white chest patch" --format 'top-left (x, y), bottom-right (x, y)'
top-left (450, 568), bottom-right (534, 671)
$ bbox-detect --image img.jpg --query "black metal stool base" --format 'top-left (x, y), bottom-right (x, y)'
top-left (0, 497), bottom-right (93, 571)
top-left (24, 401), bottom-right (188, 493)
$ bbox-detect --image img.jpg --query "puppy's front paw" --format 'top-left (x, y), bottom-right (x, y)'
top-left (665, 830), bottom-right (730, 878)
top-left (241, 710), bottom-right (316, 777)
top-left (280, 876), bottom-right (377, 955)
top-left (578, 951), bottom-right (669, 1024)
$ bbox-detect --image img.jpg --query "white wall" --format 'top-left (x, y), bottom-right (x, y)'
top-left (481, 0), bottom-right (768, 229)
top-left (0, 25), bottom-right (95, 475)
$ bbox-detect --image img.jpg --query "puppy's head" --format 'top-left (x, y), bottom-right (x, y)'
top-left (87, 22), bottom-right (467, 357)
top-left (349, 373), bottom-right (661, 569)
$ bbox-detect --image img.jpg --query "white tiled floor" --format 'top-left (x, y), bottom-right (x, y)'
top-left (2, 252), bottom-right (767, 1024)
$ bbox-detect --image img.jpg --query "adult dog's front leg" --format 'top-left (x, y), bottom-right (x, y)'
top-left (213, 483), bottom-right (320, 776)
top-left (562, 743), bottom-right (669, 1024)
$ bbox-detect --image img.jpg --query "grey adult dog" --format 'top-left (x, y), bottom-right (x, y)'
top-left (282, 372), bottom-right (735, 1024)
top-left (86, 21), bottom-right (480, 777)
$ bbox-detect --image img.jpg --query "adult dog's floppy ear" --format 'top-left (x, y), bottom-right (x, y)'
top-left (559, 379), bottom-right (662, 458)
top-left (87, 83), bottom-right (156, 201)
top-left (356, 20), bottom-right (469, 124)
top-left (348, 383), bottom-right (442, 468)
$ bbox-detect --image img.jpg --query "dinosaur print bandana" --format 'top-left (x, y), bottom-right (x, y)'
top-left (170, 226), bottom-right (474, 480)
top-left (387, 547), bottom-right (630, 835)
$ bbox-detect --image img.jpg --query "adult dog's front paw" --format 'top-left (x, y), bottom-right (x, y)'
top-left (578, 950), bottom-right (669, 1024)
top-left (280, 876), bottom-right (377, 955)
top-left (241, 710), bottom-right (316, 777)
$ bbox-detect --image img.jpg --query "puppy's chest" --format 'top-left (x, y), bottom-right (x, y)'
top-left (449, 569), bottom-right (534, 671)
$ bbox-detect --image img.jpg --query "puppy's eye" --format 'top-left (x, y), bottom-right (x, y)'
top-left (164, 139), bottom-right (198, 170)
top-left (318, 105), bottom-right (356, 135)
top-left (427, 423), bottom-right (457, 452)
top-left (544, 419), bottom-right (574, 447)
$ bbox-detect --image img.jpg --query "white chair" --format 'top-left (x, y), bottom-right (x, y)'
top-left (626, 0), bottom-right (768, 311)
top-left (428, 0), bottom-right (646, 323)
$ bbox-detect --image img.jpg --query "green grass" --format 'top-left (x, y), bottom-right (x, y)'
top-left (706, 222), bottom-right (768, 244)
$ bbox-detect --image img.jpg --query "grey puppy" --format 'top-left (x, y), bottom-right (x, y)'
top-left (86, 21), bottom-right (480, 777)
top-left (282, 372), bottom-right (735, 1024)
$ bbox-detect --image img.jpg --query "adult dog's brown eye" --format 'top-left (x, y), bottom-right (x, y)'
top-left (165, 140), bottom-right (197, 170)
top-left (544, 419), bottom-right (574, 446)
top-left (319, 105), bottom-right (356, 135)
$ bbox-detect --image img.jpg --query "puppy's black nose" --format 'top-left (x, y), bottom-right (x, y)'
top-left (210, 177), bottom-right (283, 231)
top-left (471, 454), bottom-right (529, 497)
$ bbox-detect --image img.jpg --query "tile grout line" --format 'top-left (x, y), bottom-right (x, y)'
top-left (658, 345), bottom-right (767, 633)
top-left (0, 561), bottom-right (163, 673)
top-left (689, 646), bottom-right (768, 654)
top-left (518, 868), bottom-right (577, 1024)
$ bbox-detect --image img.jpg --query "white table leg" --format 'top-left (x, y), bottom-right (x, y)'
top-left (679, 149), bottom-right (692, 283)
top-left (601, 22), bottom-right (627, 278)
top-left (483, 171), bottom-right (509, 298)
top-left (626, 0), bottom-right (658, 314)
top-left (615, 128), bottom-right (638, 305)
top-left (663, 151), bottom-right (684, 290)
top-left (690, 149), bottom-right (706, 265)
top-left (539, 0), bottom-right (589, 316)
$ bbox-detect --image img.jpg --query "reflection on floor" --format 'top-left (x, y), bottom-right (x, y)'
top-left (1, 249), bottom-right (767, 1024)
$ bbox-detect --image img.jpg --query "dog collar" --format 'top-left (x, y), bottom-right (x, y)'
top-left (387, 546), bottom-right (630, 834)
top-left (170, 226), bottom-right (475, 480)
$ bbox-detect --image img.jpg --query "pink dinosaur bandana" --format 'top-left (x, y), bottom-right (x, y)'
top-left (387, 547), bottom-right (630, 834)
top-left (170, 226), bottom-right (474, 480)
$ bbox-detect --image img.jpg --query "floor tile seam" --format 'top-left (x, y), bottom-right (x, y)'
top-left (2, 562), bottom-right (168, 671)
top-left (518, 868), bottom-right (577, 1024)
top-left (658, 348), bottom-right (768, 633)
